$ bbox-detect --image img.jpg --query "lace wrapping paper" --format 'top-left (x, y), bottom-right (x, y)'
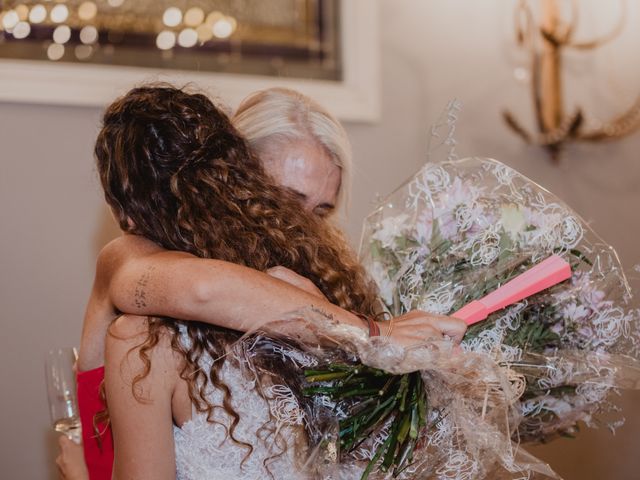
top-left (233, 312), bottom-right (560, 480)
top-left (360, 157), bottom-right (640, 444)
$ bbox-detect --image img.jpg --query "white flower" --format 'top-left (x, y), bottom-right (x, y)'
top-left (500, 203), bottom-right (526, 239)
top-left (543, 397), bottom-right (573, 416)
top-left (367, 261), bottom-right (395, 306)
top-left (371, 213), bottom-right (410, 249)
top-left (418, 283), bottom-right (463, 315)
top-left (521, 206), bottom-right (544, 229)
top-left (562, 302), bottom-right (589, 322)
top-left (571, 272), bottom-right (606, 310)
top-left (433, 177), bottom-right (484, 240)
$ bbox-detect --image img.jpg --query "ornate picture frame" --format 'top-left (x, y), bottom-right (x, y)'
top-left (0, 0), bottom-right (379, 121)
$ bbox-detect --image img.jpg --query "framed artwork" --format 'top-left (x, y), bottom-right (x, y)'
top-left (0, 0), bottom-right (379, 121)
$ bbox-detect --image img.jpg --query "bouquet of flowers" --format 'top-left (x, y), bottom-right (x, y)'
top-left (253, 155), bottom-right (639, 480)
top-left (359, 156), bottom-right (640, 444)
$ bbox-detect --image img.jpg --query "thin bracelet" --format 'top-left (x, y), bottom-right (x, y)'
top-left (384, 317), bottom-right (395, 337)
top-left (354, 312), bottom-right (380, 337)
top-left (373, 311), bottom-right (393, 337)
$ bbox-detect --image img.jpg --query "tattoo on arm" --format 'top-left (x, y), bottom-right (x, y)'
top-left (133, 266), bottom-right (155, 309)
top-left (310, 306), bottom-right (335, 322)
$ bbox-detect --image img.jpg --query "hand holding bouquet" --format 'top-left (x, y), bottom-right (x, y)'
top-left (234, 154), bottom-right (640, 479)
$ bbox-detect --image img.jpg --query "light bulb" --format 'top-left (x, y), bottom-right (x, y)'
top-left (163, 7), bottom-right (182, 27)
top-left (156, 30), bottom-right (176, 50)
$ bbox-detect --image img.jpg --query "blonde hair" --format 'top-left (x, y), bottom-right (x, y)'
top-left (232, 87), bottom-right (352, 210)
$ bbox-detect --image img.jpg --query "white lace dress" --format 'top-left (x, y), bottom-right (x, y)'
top-left (172, 326), bottom-right (308, 480)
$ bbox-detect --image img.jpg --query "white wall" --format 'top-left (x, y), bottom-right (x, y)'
top-left (0, 102), bottom-right (119, 478)
top-left (345, 2), bottom-right (640, 479)
top-left (1, 1), bottom-right (639, 478)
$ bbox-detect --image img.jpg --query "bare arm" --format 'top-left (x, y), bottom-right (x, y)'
top-left (84, 235), bottom-right (465, 370)
top-left (104, 315), bottom-right (177, 480)
top-left (101, 235), bottom-right (367, 333)
top-left (110, 247), bottom-right (467, 346)
top-left (79, 235), bottom-right (368, 371)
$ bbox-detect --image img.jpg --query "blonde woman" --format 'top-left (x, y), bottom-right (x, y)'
top-left (233, 87), bottom-right (352, 218)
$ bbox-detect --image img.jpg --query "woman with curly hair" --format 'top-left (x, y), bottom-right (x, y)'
top-left (66, 86), bottom-right (360, 480)
top-left (90, 85), bottom-right (466, 479)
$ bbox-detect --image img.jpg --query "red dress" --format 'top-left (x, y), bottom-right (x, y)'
top-left (77, 367), bottom-right (113, 480)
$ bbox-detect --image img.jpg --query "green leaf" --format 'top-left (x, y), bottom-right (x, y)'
top-left (361, 433), bottom-right (393, 480)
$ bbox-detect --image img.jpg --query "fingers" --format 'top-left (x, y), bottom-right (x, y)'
top-left (423, 316), bottom-right (467, 344)
top-left (265, 266), bottom-right (288, 279)
top-left (56, 435), bottom-right (88, 480)
top-left (58, 435), bottom-right (73, 448)
top-left (56, 437), bottom-right (68, 479)
top-left (56, 462), bottom-right (66, 480)
top-left (391, 311), bottom-right (468, 345)
top-left (266, 266), bottom-right (325, 299)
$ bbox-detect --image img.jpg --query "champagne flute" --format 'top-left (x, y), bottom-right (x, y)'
top-left (45, 347), bottom-right (82, 443)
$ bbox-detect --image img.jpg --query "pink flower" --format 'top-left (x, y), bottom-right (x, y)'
top-left (432, 178), bottom-right (484, 240)
top-left (415, 209), bottom-right (434, 244)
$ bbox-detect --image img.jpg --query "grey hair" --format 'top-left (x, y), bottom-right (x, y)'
top-left (232, 87), bottom-right (352, 210)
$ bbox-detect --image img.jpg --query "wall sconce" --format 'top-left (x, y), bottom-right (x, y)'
top-left (503, 0), bottom-right (640, 161)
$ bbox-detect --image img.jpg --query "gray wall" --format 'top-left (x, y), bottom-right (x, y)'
top-left (1, 0), bottom-right (639, 478)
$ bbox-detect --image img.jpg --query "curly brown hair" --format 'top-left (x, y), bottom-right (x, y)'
top-left (95, 84), bottom-right (379, 466)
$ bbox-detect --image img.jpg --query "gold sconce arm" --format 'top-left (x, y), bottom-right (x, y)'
top-left (505, 0), bottom-right (640, 161)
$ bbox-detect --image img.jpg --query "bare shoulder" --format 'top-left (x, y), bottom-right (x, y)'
top-left (94, 235), bottom-right (163, 282)
top-left (98, 235), bottom-right (161, 264)
top-left (98, 234), bottom-right (195, 271)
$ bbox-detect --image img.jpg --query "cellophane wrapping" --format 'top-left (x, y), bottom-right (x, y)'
top-left (359, 157), bottom-right (640, 444)
top-left (233, 309), bottom-right (560, 479)
top-left (229, 155), bottom-right (639, 479)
